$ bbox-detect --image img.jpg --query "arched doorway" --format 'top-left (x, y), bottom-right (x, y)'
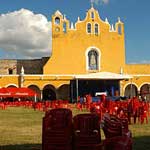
top-left (5, 85), bottom-right (17, 102)
top-left (57, 84), bottom-right (70, 100)
top-left (124, 84), bottom-right (138, 98)
top-left (28, 85), bottom-right (41, 101)
top-left (140, 84), bottom-right (150, 101)
top-left (43, 84), bottom-right (56, 101)
top-left (7, 85), bottom-right (17, 88)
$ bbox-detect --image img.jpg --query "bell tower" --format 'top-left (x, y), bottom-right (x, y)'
top-left (115, 17), bottom-right (124, 36)
top-left (52, 10), bottom-right (70, 36)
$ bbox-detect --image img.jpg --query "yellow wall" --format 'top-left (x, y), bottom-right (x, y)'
top-left (23, 75), bottom-right (72, 89)
top-left (0, 75), bottom-right (19, 87)
top-left (44, 7), bottom-right (126, 74)
top-left (123, 64), bottom-right (150, 92)
top-left (124, 64), bottom-right (150, 74)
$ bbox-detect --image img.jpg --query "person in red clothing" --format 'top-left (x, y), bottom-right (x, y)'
top-left (118, 109), bottom-right (127, 119)
top-left (132, 96), bottom-right (140, 124)
top-left (127, 99), bottom-right (133, 124)
top-left (86, 94), bottom-right (92, 104)
top-left (140, 101), bottom-right (148, 124)
top-left (85, 94), bottom-right (92, 110)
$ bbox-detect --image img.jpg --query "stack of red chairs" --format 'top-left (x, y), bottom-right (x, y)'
top-left (101, 113), bottom-right (132, 150)
top-left (42, 108), bottom-right (73, 150)
top-left (73, 113), bottom-right (103, 150)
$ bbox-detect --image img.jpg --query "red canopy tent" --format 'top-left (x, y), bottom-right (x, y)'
top-left (0, 87), bottom-right (11, 97)
top-left (0, 87), bottom-right (39, 98)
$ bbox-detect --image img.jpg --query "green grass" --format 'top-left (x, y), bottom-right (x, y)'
top-left (0, 106), bottom-right (150, 150)
top-left (0, 107), bottom-right (44, 150)
top-left (129, 121), bottom-right (150, 150)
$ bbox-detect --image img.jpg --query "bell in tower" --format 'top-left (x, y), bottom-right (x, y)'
top-left (52, 10), bottom-right (70, 35)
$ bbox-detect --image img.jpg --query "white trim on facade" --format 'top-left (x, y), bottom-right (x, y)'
top-left (132, 74), bottom-right (150, 77)
top-left (123, 82), bottom-right (138, 95)
top-left (42, 83), bottom-right (57, 90)
top-left (5, 84), bottom-right (18, 88)
top-left (75, 72), bottom-right (132, 80)
top-left (26, 84), bottom-right (41, 89)
top-left (138, 82), bottom-right (150, 91)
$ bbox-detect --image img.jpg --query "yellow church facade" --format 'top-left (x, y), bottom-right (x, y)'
top-left (0, 6), bottom-right (150, 101)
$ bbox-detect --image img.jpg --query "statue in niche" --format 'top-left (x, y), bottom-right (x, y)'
top-left (89, 51), bottom-right (97, 70)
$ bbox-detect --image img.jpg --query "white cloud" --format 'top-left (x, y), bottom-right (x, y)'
top-left (129, 60), bottom-right (150, 64)
top-left (91, 0), bottom-right (109, 5)
top-left (0, 9), bottom-right (51, 59)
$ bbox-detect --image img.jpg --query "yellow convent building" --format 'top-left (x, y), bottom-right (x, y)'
top-left (0, 6), bottom-right (150, 101)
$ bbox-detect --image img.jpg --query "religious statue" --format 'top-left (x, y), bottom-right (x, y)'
top-left (89, 51), bottom-right (97, 69)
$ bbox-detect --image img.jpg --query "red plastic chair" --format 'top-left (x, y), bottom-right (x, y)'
top-left (73, 113), bottom-right (103, 150)
top-left (101, 113), bottom-right (132, 150)
top-left (103, 136), bottom-right (132, 150)
top-left (42, 108), bottom-right (73, 150)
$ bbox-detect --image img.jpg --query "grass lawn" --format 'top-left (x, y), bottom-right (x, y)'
top-left (0, 106), bottom-right (150, 150)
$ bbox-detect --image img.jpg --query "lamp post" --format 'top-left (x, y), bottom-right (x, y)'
top-left (130, 78), bottom-right (133, 98)
top-left (76, 78), bottom-right (79, 103)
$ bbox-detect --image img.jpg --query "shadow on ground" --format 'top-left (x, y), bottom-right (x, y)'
top-left (0, 137), bottom-right (150, 150)
top-left (0, 144), bottom-right (41, 150)
top-left (133, 136), bottom-right (150, 150)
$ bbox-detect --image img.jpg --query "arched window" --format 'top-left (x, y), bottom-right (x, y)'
top-left (118, 24), bottom-right (122, 35)
top-left (8, 68), bottom-right (13, 74)
top-left (140, 84), bottom-right (150, 101)
top-left (91, 12), bottom-right (94, 19)
top-left (63, 22), bottom-right (67, 33)
top-left (88, 50), bottom-right (99, 70)
top-left (87, 23), bottom-right (91, 33)
top-left (95, 23), bottom-right (99, 35)
top-left (55, 17), bottom-right (60, 25)
top-left (124, 84), bottom-right (138, 98)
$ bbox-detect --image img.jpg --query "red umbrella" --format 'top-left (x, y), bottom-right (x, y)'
top-left (0, 87), bottom-right (38, 97)
top-left (0, 87), bottom-right (11, 97)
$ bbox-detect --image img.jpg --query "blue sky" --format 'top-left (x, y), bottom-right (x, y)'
top-left (0, 0), bottom-right (150, 64)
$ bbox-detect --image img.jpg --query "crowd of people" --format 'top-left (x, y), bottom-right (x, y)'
top-left (77, 94), bottom-right (149, 124)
